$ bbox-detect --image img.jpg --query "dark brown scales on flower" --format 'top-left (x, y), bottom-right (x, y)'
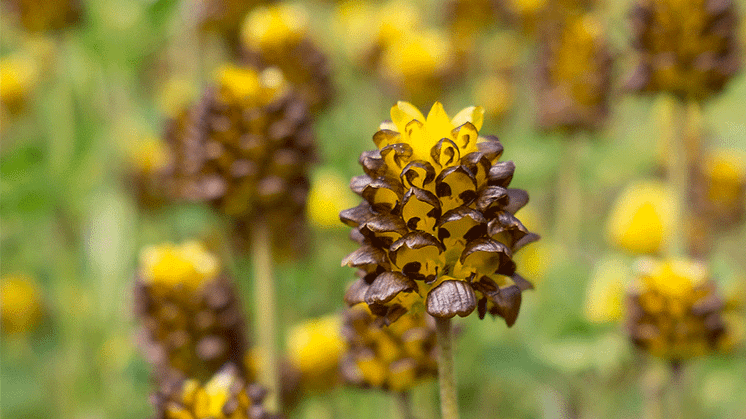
top-left (151, 363), bottom-right (283, 419)
top-left (2, 0), bottom-right (82, 33)
top-left (134, 242), bottom-right (249, 383)
top-left (164, 65), bottom-right (315, 257)
top-left (342, 102), bottom-right (538, 326)
top-left (240, 5), bottom-right (334, 113)
top-left (625, 258), bottom-right (730, 361)
top-left (627, 0), bottom-right (741, 101)
top-left (536, 13), bottom-right (613, 133)
top-left (340, 304), bottom-right (437, 392)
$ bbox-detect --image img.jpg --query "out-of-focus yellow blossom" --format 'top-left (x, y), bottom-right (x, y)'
top-left (473, 74), bottom-right (514, 121)
top-left (702, 149), bottom-right (746, 211)
top-left (154, 364), bottom-right (280, 419)
top-left (1, 274), bottom-right (43, 335)
top-left (286, 315), bottom-right (345, 391)
top-left (139, 241), bottom-right (220, 291)
top-left (307, 170), bottom-right (359, 229)
top-left (585, 256), bottom-right (628, 323)
top-left (606, 180), bottom-right (675, 255)
top-left (332, 0), bottom-right (377, 61)
top-left (511, 204), bottom-right (548, 283)
top-left (376, 1), bottom-right (422, 48)
top-left (341, 304), bottom-right (437, 391)
top-left (241, 4), bottom-right (308, 53)
top-left (126, 135), bottom-right (171, 175)
top-left (157, 77), bottom-right (197, 119)
top-left (626, 257), bottom-right (730, 360)
top-left (0, 53), bottom-right (38, 117)
top-left (379, 31), bottom-right (455, 105)
top-left (215, 65), bottom-right (288, 108)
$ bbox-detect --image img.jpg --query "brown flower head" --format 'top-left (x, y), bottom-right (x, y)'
top-left (627, 0), bottom-right (741, 101)
top-left (240, 4), bottom-right (334, 113)
top-left (164, 65), bottom-right (315, 257)
top-left (134, 241), bottom-right (249, 383)
top-left (341, 303), bottom-right (437, 392)
top-left (625, 257), bottom-right (731, 360)
top-left (151, 363), bottom-right (282, 419)
top-left (341, 102), bottom-right (538, 325)
top-left (2, 0), bottom-right (81, 33)
top-left (536, 13), bottom-right (613, 133)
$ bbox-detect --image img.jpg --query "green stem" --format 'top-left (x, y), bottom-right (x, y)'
top-left (642, 361), bottom-right (665, 419)
top-left (668, 362), bottom-right (685, 419)
top-left (397, 391), bottom-right (415, 419)
top-left (555, 135), bottom-right (584, 250)
top-left (665, 98), bottom-right (687, 257)
top-left (251, 217), bottom-right (280, 412)
top-left (435, 317), bottom-right (459, 419)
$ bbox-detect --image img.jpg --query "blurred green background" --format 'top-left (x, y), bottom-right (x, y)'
top-left (1, 0), bottom-right (745, 418)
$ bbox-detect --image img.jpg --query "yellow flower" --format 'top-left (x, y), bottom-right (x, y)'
top-left (134, 241), bottom-right (248, 382)
top-left (341, 304), bottom-right (437, 391)
top-left (702, 148), bottom-right (746, 210)
top-left (584, 256), bottom-right (628, 323)
top-left (214, 65), bottom-right (288, 109)
top-left (156, 364), bottom-right (279, 419)
top-left (380, 30), bottom-right (455, 102)
top-left (241, 4), bottom-right (308, 53)
top-left (605, 180), bottom-right (675, 255)
top-left (473, 74), bottom-right (514, 121)
top-left (307, 169), bottom-right (359, 229)
top-left (1, 274), bottom-right (43, 335)
top-left (626, 257), bottom-right (729, 360)
top-left (158, 77), bottom-right (197, 119)
top-left (0, 53), bottom-right (38, 115)
top-left (342, 102), bottom-right (537, 325)
top-left (286, 315), bottom-right (345, 391)
top-left (125, 135), bottom-right (171, 175)
top-left (139, 241), bottom-right (220, 291)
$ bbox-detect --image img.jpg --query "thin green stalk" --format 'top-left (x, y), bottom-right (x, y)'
top-left (665, 97), bottom-right (687, 257)
top-left (642, 361), bottom-right (665, 419)
top-left (397, 391), bottom-right (415, 419)
top-left (251, 217), bottom-right (280, 411)
top-left (435, 317), bottom-right (459, 419)
top-left (668, 362), bottom-right (685, 419)
top-left (555, 135), bottom-right (584, 250)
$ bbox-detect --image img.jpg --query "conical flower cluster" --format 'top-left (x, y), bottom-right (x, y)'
top-left (151, 363), bottom-right (282, 419)
top-left (342, 102), bottom-right (538, 325)
top-left (536, 13), bottom-right (613, 132)
top-left (1, 274), bottom-right (44, 336)
top-left (2, 0), bottom-right (81, 32)
top-left (341, 303), bottom-right (437, 392)
top-left (627, 0), bottom-right (741, 101)
top-left (164, 65), bottom-right (315, 256)
top-left (691, 148), bottom-right (746, 229)
top-left (134, 241), bottom-right (249, 382)
top-left (240, 4), bottom-right (333, 113)
top-left (625, 257), bottom-right (730, 360)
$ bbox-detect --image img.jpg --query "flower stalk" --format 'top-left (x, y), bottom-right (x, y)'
top-left (435, 317), bottom-right (459, 419)
top-left (665, 96), bottom-right (687, 258)
top-left (252, 217), bottom-right (280, 411)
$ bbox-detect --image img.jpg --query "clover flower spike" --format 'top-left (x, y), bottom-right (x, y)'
top-left (286, 315), bottom-right (346, 393)
top-left (1, 274), bottom-right (44, 335)
top-left (152, 363), bottom-right (282, 419)
top-left (341, 304), bottom-right (437, 392)
top-left (627, 0), bottom-right (741, 101)
top-left (342, 101), bottom-right (538, 326)
top-left (134, 241), bottom-right (249, 383)
top-left (164, 65), bottom-right (316, 258)
top-left (536, 13), bottom-right (613, 133)
top-left (625, 257), bottom-right (730, 360)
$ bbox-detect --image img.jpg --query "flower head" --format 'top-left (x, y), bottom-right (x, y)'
top-left (342, 102), bottom-right (537, 325)
top-left (286, 315), bottom-right (345, 392)
top-left (240, 4), bottom-right (333, 113)
top-left (627, 0), bottom-right (741, 101)
top-left (307, 169), bottom-right (359, 229)
top-left (4, 0), bottom-right (82, 32)
top-left (134, 241), bottom-right (249, 382)
top-left (164, 64), bottom-right (315, 258)
top-left (151, 363), bottom-right (281, 419)
top-left (537, 13), bottom-right (613, 132)
top-left (1, 274), bottom-right (44, 335)
top-left (625, 257), bottom-right (730, 360)
top-left (605, 180), bottom-right (676, 255)
top-left (341, 304), bottom-right (437, 392)
top-left (692, 148), bottom-right (746, 227)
